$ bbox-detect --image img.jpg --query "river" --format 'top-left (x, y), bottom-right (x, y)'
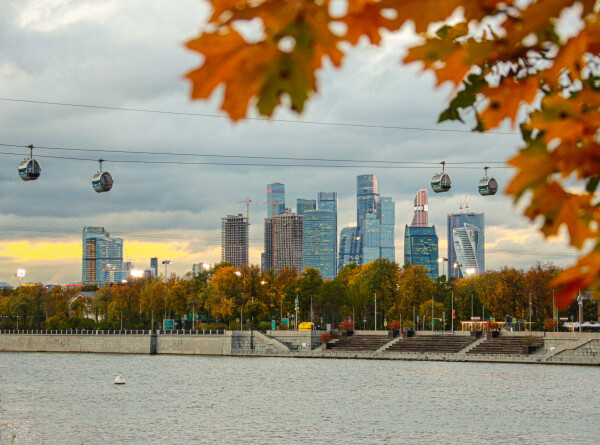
top-left (0, 353), bottom-right (598, 444)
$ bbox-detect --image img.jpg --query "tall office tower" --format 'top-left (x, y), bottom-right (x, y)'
top-left (404, 226), bottom-right (439, 279)
top-left (378, 197), bottom-right (395, 262)
top-left (361, 213), bottom-right (381, 264)
top-left (338, 226), bottom-right (359, 269)
top-left (150, 257), bottom-right (158, 276)
top-left (264, 213), bottom-right (303, 273)
top-left (296, 198), bottom-right (316, 215)
top-left (447, 210), bottom-right (485, 278)
top-left (411, 189), bottom-right (428, 227)
top-left (357, 174), bottom-right (379, 227)
top-left (404, 189), bottom-right (438, 278)
top-left (339, 175), bottom-right (395, 267)
top-left (318, 192), bottom-right (338, 214)
top-left (82, 226), bottom-right (123, 284)
top-left (267, 182), bottom-right (286, 217)
top-left (318, 192), bottom-right (338, 272)
top-left (221, 214), bottom-right (249, 268)
top-left (303, 210), bottom-right (336, 279)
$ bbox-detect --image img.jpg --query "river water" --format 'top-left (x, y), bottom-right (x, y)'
top-left (0, 353), bottom-right (598, 444)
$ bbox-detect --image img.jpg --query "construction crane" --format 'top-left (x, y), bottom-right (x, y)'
top-left (238, 197), bottom-right (252, 223)
top-left (263, 199), bottom-right (279, 218)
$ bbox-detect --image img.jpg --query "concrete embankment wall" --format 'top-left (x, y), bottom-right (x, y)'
top-left (0, 334), bottom-right (152, 354)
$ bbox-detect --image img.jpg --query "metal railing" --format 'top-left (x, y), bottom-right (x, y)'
top-left (0, 329), bottom-right (227, 335)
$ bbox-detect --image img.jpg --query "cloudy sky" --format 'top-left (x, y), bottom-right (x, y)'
top-left (0, 0), bottom-right (578, 285)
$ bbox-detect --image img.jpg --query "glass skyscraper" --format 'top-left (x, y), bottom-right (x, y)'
top-left (404, 226), bottom-right (439, 279)
top-left (378, 197), bottom-right (395, 262)
top-left (296, 198), bottom-right (316, 215)
top-left (267, 182), bottom-right (286, 217)
top-left (357, 174), bottom-right (379, 227)
top-left (303, 210), bottom-right (336, 279)
top-left (318, 192), bottom-right (338, 273)
top-left (447, 211), bottom-right (485, 278)
top-left (404, 189), bottom-right (438, 279)
top-left (82, 226), bottom-right (124, 285)
top-left (339, 175), bottom-right (395, 267)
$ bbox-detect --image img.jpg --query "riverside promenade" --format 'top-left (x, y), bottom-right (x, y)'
top-left (0, 329), bottom-right (598, 366)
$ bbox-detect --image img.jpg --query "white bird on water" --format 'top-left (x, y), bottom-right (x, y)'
top-left (114, 372), bottom-right (126, 385)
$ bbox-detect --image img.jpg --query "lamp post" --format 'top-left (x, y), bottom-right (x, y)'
top-left (431, 295), bottom-right (434, 332)
top-left (373, 293), bottom-right (377, 331)
top-left (577, 291), bottom-right (584, 333)
top-left (529, 292), bottom-right (532, 332)
top-left (16, 269), bottom-right (25, 287)
top-left (453, 262), bottom-right (461, 279)
top-left (437, 258), bottom-right (447, 281)
top-left (451, 291), bottom-right (454, 332)
top-left (162, 260), bottom-right (171, 320)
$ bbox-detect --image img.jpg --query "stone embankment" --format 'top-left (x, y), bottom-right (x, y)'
top-left (0, 330), bottom-right (598, 365)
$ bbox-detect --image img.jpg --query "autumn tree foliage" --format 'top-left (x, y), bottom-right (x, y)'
top-left (186, 0), bottom-right (600, 307)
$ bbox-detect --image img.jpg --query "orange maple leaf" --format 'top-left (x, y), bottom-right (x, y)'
top-left (479, 76), bottom-right (539, 129)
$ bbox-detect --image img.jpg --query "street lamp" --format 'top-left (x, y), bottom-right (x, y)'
top-left (453, 262), bottom-right (461, 279)
top-left (373, 293), bottom-right (377, 331)
top-left (15, 269), bottom-right (25, 287)
top-left (162, 260), bottom-right (172, 321)
top-left (437, 258), bottom-right (447, 281)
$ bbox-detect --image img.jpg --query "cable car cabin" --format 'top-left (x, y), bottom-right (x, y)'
top-left (18, 159), bottom-right (41, 181)
top-left (92, 171), bottom-right (113, 193)
top-left (478, 176), bottom-right (498, 196)
top-left (431, 173), bottom-right (451, 193)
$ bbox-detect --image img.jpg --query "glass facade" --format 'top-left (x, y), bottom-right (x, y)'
top-left (404, 225), bottom-right (439, 279)
top-left (318, 192), bottom-right (338, 273)
top-left (378, 197), bottom-right (395, 262)
top-left (82, 226), bottom-right (123, 285)
top-left (303, 210), bottom-right (336, 279)
top-left (267, 182), bottom-right (286, 217)
top-left (447, 212), bottom-right (485, 278)
top-left (361, 213), bottom-right (380, 264)
top-left (339, 175), bottom-right (395, 267)
top-left (296, 198), bottom-right (316, 215)
top-left (357, 174), bottom-right (379, 227)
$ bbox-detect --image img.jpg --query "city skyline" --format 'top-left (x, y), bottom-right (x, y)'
top-left (0, 2), bottom-right (578, 285)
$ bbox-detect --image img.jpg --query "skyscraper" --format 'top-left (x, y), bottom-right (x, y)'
top-left (411, 189), bottom-right (428, 227)
top-left (378, 197), bottom-right (395, 262)
top-left (339, 227), bottom-right (360, 269)
top-left (404, 189), bottom-right (438, 279)
top-left (357, 174), bottom-right (379, 227)
top-left (150, 257), bottom-right (158, 276)
top-left (267, 182), bottom-right (286, 217)
top-left (303, 210), bottom-right (336, 279)
top-left (447, 211), bottom-right (485, 278)
top-left (82, 226), bottom-right (123, 284)
top-left (296, 198), bottom-right (316, 215)
top-left (264, 213), bottom-right (303, 273)
top-left (339, 174), bottom-right (395, 267)
top-left (221, 214), bottom-right (249, 268)
top-left (404, 227), bottom-right (439, 279)
top-left (318, 192), bottom-right (338, 272)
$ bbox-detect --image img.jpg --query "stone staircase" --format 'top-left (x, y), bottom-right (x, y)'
top-left (382, 335), bottom-right (474, 354)
top-left (467, 335), bottom-right (544, 355)
top-left (328, 334), bottom-right (391, 352)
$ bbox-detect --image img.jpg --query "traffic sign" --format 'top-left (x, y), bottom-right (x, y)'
top-left (164, 319), bottom-right (175, 331)
top-left (384, 321), bottom-right (388, 327)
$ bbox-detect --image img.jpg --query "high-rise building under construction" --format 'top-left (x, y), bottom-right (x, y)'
top-left (221, 214), bottom-right (249, 268)
top-left (264, 213), bottom-right (303, 273)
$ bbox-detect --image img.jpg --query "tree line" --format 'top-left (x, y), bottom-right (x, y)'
top-left (1, 260), bottom-right (598, 331)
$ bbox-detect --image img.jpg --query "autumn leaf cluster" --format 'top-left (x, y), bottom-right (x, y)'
top-left (186, 1), bottom-right (600, 307)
